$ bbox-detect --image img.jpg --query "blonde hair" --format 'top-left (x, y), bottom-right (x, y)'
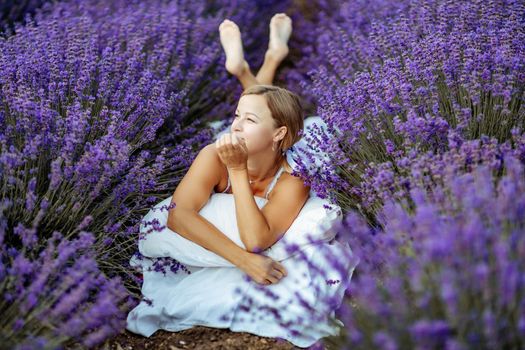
top-left (240, 85), bottom-right (304, 153)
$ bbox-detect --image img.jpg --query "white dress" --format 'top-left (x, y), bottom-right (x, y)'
top-left (126, 117), bottom-right (359, 348)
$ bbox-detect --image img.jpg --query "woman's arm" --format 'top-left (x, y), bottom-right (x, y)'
top-left (213, 134), bottom-right (271, 251)
top-left (169, 207), bottom-right (288, 285)
top-left (228, 168), bottom-right (272, 251)
top-left (229, 168), bottom-right (309, 252)
top-left (213, 133), bottom-right (308, 252)
top-left (165, 143), bottom-right (249, 268)
top-left (168, 207), bottom-right (249, 268)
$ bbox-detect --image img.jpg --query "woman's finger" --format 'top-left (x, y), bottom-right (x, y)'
top-left (269, 268), bottom-right (284, 280)
top-left (224, 133), bottom-right (234, 151)
top-left (222, 134), bottom-right (231, 152)
top-left (273, 261), bottom-right (287, 277)
top-left (265, 274), bottom-right (279, 284)
top-left (231, 133), bottom-right (239, 145)
top-left (237, 137), bottom-right (248, 153)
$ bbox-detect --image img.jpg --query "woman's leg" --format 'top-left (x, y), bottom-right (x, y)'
top-left (219, 19), bottom-right (258, 90)
top-left (255, 13), bottom-right (292, 85)
top-left (219, 13), bottom-right (292, 89)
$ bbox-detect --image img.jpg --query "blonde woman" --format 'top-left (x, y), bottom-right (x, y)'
top-left (127, 13), bottom-right (358, 348)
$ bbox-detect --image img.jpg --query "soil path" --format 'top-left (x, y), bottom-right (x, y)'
top-left (91, 326), bottom-right (308, 349)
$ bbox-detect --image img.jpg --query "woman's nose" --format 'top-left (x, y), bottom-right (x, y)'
top-left (232, 120), bottom-right (243, 131)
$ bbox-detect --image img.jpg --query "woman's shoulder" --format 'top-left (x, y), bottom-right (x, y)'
top-left (275, 159), bottom-right (308, 190)
top-left (204, 142), bottom-right (227, 170)
top-left (282, 158), bottom-right (294, 175)
top-left (203, 142), bottom-right (219, 155)
top-left (202, 143), bottom-right (225, 169)
top-left (168, 143), bottom-right (225, 214)
top-left (188, 143), bottom-right (228, 189)
top-left (267, 162), bottom-right (310, 202)
top-left (202, 143), bottom-right (228, 191)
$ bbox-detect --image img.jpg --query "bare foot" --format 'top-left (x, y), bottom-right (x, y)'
top-left (219, 19), bottom-right (248, 76)
top-left (266, 13), bottom-right (292, 63)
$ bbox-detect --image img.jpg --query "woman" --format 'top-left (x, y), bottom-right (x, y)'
top-left (126, 13), bottom-right (358, 348)
top-left (167, 82), bottom-right (308, 285)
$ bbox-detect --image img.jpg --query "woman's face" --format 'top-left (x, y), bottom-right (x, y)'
top-left (230, 94), bottom-right (285, 154)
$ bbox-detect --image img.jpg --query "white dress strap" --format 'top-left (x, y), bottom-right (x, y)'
top-left (222, 177), bottom-right (231, 193)
top-left (264, 165), bottom-right (286, 200)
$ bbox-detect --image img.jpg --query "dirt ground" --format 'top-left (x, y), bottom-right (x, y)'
top-left (90, 325), bottom-right (329, 350)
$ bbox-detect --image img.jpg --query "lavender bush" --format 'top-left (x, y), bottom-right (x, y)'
top-left (0, 0), bottom-right (50, 34)
top-left (0, 200), bottom-right (131, 349)
top-left (279, 0), bottom-right (411, 115)
top-left (1, 0), bottom-right (205, 287)
top-left (286, 0), bottom-right (525, 215)
top-left (1, 0), bottom-right (289, 347)
top-left (332, 153), bottom-right (525, 349)
top-left (357, 128), bottom-right (525, 224)
top-left (272, 2), bottom-right (525, 348)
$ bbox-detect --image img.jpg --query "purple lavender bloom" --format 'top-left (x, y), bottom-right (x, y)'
top-left (280, 0), bottom-right (411, 114)
top-left (333, 153), bottom-right (525, 348)
top-left (1, 221), bottom-right (129, 349)
top-left (284, 0), bottom-right (525, 214)
top-left (0, 0), bottom-right (49, 34)
top-left (1, 0), bottom-right (289, 347)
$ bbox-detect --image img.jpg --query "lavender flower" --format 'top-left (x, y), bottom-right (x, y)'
top-left (335, 154), bottom-right (525, 348)
top-left (1, 0), bottom-right (289, 347)
top-left (285, 0), bottom-right (525, 212)
top-left (280, 0), bottom-right (411, 114)
top-left (1, 218), bottom-right (130, 349)
top-left (359, 130), bottom-right (525, 222)
top-left (0, 0), bottom-right (49, 34)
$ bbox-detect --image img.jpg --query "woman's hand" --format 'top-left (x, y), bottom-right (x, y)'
top-left (238, 251), bottom-right (288, 285)
top-left (215, 133), bottom-right (248, 171)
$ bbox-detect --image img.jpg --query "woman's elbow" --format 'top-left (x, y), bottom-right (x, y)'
top-left (167, 208), bottom-right (181, 231)
top-left (245, 240), bottom-right (270, 254)
top-left (168, 207), bottom-right (198, 231)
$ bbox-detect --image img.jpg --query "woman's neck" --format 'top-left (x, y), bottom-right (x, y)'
top-left (245, 151), bottom-right (284, 183)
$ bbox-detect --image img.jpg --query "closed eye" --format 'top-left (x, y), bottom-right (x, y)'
top-left (234, 115), bottom-right (255, 122)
